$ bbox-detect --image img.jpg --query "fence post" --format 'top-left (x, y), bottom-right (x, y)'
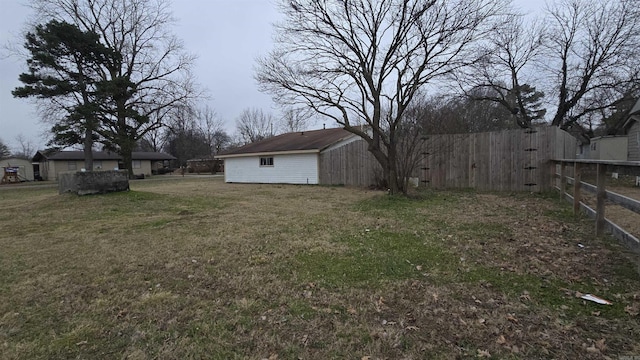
top-left (573, 162), bottom-right (581, 214)
top-left (560, 161), bottom-right (567, 198)
top-left (596, 163), bottom-right (607, 236)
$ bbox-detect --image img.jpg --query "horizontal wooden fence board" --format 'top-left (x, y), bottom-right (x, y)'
top-left (562, 191), bottom-right (640, 254)
top-left (565, 177), bottom-right (640, 215)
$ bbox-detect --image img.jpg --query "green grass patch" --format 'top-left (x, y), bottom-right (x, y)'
top-left (354, 190), bottom-right (463, 214)
top-left (292, 230), bottom-right (458, 288)
top-left (286, 299), bottom-right (318, 319)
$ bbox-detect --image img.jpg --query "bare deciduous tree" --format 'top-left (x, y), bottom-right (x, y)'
top-left (195, 106), bottom-right (230, 155)
top-left (28, 0), bottom-right (200, 177)
top-left (459, 13), bottom-right (547, 127)
top-left (13, 135), bottom-right (37, 159)
top-left (138, 126), bottom-right (167, 152)
top-left (257, 0), bottom-right (508, 194)
top-left (0, 139), bottom-right (11, 159)
top-left (544, 0), bottom-right (640, 135)
top-left (163, 105), bottom-right (206, 167)
top-left (279, 107), bottom-right (312, 133)
top-left (458, 0), bottom-right (640, 138)
top-left (235, 108), bottom-right (275, 144)
top-left (160, 104), bottom-right (230, 167)
top-left (415, 91), bottom-right (520, 134)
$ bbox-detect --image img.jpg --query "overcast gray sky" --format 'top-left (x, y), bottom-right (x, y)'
top-left (0, 0), bottom-right (543, 153)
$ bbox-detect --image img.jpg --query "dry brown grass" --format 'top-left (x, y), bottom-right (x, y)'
top-left (1, 177), bottom-right (639, 359)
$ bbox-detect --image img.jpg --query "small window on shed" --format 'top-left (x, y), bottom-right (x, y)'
top-left (67, 161), bottom-right (77, 170)
top-left (260, 157), bottom-right (274, 166)
top-left (590, 142), bottom-right (597, 151)
top-left (132, 160), bottom-right (141, 169)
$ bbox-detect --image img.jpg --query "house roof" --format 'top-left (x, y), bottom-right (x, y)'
top-left (32, 150), bottom-right (176, 162)
top-left (217, 128), bottom-right (356, 158)
top-left (630, 98), bottom-right (640, 116)
top-left (1, 157), bottom-right (33, 164)
top-left (590, 135), bottom-right (628, 142)
top-left (621, 98), bottom-right (640, 131)
top-left (187, 156), bottom-right (221, 162)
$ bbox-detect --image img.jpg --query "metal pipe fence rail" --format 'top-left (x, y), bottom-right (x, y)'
top-left (551, 159), bottom-right (640, 254)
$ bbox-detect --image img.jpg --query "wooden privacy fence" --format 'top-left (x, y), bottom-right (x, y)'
top-left (318, 126), bottom-right (578, 190)
top-left (552, 159), bottom-right (640, 254)
top-left (319, 138), bottom-right (381, 187)
top-left (421, 126), bottom-right (577, 192)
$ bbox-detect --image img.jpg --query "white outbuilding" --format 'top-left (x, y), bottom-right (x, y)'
top-left (216, 128), bottom-right (378, 186)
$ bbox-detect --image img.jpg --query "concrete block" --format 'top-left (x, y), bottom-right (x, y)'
top-left (59, 170), bottom-right (129, 195)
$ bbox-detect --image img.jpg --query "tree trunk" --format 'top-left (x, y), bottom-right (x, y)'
top-left (116, 118), bottom-right (135, 179)
top-left (123, 149), bottom-right (134, 179)
top-left (363, 138), bottom-right (405, 195)
top-left (83, 124), bottom-right (93, 171)
top-left (366, 141), bottom-right (390, 188)
top-left (388, 166), bottom-right (399, 194)
top-left (386, 144), bottom-right (403, 195)
top-left (113, 97), bottom-right (136, 178)
top-left (120, 133), bottom-right (135, 179)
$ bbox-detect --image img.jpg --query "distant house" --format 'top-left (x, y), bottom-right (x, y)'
top-left (576, 99), bottom-right (640, 161)
top-left (1, 157), bottom-right (34, 182)
top-left (622, 99), bottom-right (640, 162)
top-left (32, 150), bottom-right (176, 181)
top-left (584, 136), bottom-right (628, 161)
top-left (216, 128), bottom-right (379, 186)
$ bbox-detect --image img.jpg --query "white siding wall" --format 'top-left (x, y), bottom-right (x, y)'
top-left (590, 137), bottom-right (628, 161)
top-left (224, 153), bottom-right (319, 184)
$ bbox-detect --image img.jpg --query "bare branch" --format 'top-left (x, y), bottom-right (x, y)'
top-left (257, 0), bottom-right (507, 194)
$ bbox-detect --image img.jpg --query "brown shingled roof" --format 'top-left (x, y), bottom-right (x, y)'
top-left (218, 128), bottom-right (355, 157)
top-left (620, 98), bottom-right (640, 132)
top-left (32, 150), bottom-right (176, 162)
top-left (630, 98), bottom-right (640, 116)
